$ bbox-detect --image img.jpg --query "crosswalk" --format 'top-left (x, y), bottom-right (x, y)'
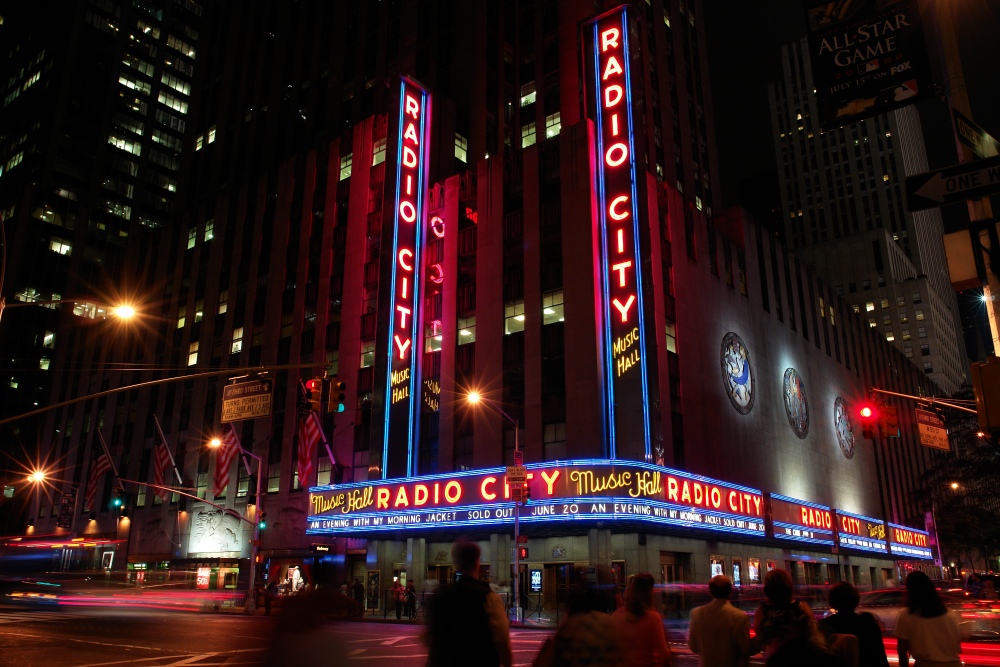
top-left (0, 610), bottom-right (79, 624)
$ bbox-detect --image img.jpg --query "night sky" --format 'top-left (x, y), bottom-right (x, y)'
top-left (706, 0), bottom-right (1000, 209)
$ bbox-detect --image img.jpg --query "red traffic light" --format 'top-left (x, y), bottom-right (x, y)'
top-left (517, 547), bottom-right (529, 560)
top-left (858, 403), bottom-right (878, 421)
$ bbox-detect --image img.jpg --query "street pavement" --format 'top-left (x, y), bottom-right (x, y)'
top-left (2, 602), bottom-right (1000, 666)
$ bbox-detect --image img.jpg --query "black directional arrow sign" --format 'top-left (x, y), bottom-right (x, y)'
top-left (906, 155), bottom-right (1000, 212)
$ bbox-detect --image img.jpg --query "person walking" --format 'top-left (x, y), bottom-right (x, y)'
top-left (687, 575), bottom-right (751, 667)
top-left (392, 579), bottom-right (404, 620)
top-left (818, 582), bottom-right (889, 667)
top-left (264, 579), bottom-right (278, 617)
top-left (611, 573), bottom-right (671, 667)
top-left (405, 580), bottom-right (418, 620)
top-left (894, 571), bottom-right (961, 667)
top-left (425, 540), bottom-right (512, 667)
top-left (352, 578), bottom-right (366, 617)
top-left (753, 568), bottom-right (840, 666)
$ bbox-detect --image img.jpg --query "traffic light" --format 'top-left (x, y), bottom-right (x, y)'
top-left (858, 402), bottom-right (879, 439)
top-left (329, 378), bottom-right (347, 413)
top-left (517, 547), bottom-right (529, 560)
top-left (111, 486), bottom-right (125, 509)
top-left (258, 511), bottom-right (267, 530)
top-left (971, 357), bottom-right (1000, 434)
top-left (523, 482), bottom-right (531, 504)
top-left (305, 378), bottom-right (324, 414)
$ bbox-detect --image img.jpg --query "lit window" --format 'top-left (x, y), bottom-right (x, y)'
top-left (542, 290), bottom-right (564, 325)
top-left (177, 306), bottom-right (186, 329)
top-left (880, 298), bottom-right (889, 309)
top-left (896, 296), bottom-right (905, 307)
top-left (520, 81), bottom-right (536, 107)
top-left (663, 7), bottom-right (670, 26)
top-left (39, 357), bottom-right (50, 371)
top-left (665, 321), bottom-right (677, 353)
top-left (339, 154), bottom-right (353, 181)
top-left (49, 238), bottom-right (72, 255)
top-left (218, 290), bottom-right (228, 315)
top-left (455, 133), bottom-right (468, 162)
top-left (899, 312), bottom-right (908, 324)
top-left (521, 122), bottom-right (536, 149)
top-left (851, 304), bottom-right (860, 314)
top-left (42, 332), bottom-right (55, 348)
top-left (204, 219), bottom-right (214, 241)
top-left (544, 112), bottom-right (561, 138)
top-left (267, 463), bottom-right (281, 493)
top-left (187, 227), bottom-right (197, 249)
top-left (118, 75), bottom-right (151, 95)
top-left (166, 35), bottom-right (196, 58)
top-left (425, 319), bottom-right (442, 352)
top-left (868, 318), bottom-right (876, 328)
top-left (157, 91), bottom-right (188, 114)
top-left (187, 341), bottom-right (199, 366)
top-left (8, 379), bottom-right (17, 389)
top-left (819, 297), bottom-right (826, 318)
top-left (317, 456), bottom-right (333, 486)
top-left (915, 309), bottom-right (924, 321)
top-left (207, 125), bottom-right (216, 143)
top-left (865, 302), bottom-right (874, 312)
top-left (886, 332), bottom-right (895, 342)
top-left (231, 327), bottom-right (243, 353)
top-left (195, 135), bottom-right (204, 151)
top-left (829, 307), bottom-right (835, 326)
top-left (194, 299), bottom-right (204, 323)
top-left (108, 134), bottom-right (141, 156)
top-left (901, 329), bottom-right (911, 341)
top-left (458, 315), bottom-right (476, 344)
top-left (372, 139), bottom-right (386, 166)
top-left (360, 341), bottom-right (375, 368)
top-left (505, 300), bottom-right (525, 334)
top-left (160, 72), bottom-right (191, 95)
top-left (695, 196), bottom-right (703, 211)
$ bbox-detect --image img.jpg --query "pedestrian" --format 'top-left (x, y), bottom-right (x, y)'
top-left (753, 568), bottom-right (840, 666)
top-left (352, 577), bottom-right (367, 618)
top-left (687, 575), bottom-right (752, 667)
top-left (264, 579), bottom-right (278, 617)
top-left (535, 565), bottom-right (623, 667)
top-left (425, 540), bottom-right (512, 667)
top-left (818, 582), bottom-right (889, 667)
top-left (392, 579), bottom-right (404, 620)
top-left (405, 580), bottom-right (417, 620)
top-left (894, 571), bottom-right (961, 667)
top-left (612, 573), bottom-right (671, 666)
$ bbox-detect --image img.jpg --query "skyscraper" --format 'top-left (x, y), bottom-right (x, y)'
top-left (769, 38), bottom-right (968, 395)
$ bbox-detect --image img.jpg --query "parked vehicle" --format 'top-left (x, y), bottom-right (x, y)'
top-left (853, 587), bottom-right (1000, 641)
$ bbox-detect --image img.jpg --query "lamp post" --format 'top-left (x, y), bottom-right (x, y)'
top-left (211, 437), bottom-right (263, 614)
top-left (467, 391), bottom-right (521, 624)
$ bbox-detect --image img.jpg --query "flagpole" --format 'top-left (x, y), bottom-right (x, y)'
top-left (299, 379), bottom-right (336, 466)
top-left (153, 414), bottom-right (183, 484)
top-left (97, 430), bottom-right (124, 490)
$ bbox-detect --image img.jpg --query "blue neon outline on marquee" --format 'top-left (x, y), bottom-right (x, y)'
top-left (834, 508), bottom-right (888, 553)
top-left (772, 520), bottom-right (835, 546)
top-left (308, 457), bottom-right (765, 496)
top-left (590, 9), bottom-right (653, 460)
top-left (770, 493), bottom-right (831, 511)
top-left (306, 496), bottom-right (767, 538)
top-left (383, 78), bottom-right (428, 479)
top-left (886, 521), bottom-right (934, 559)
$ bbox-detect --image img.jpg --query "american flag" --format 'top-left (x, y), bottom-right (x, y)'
top-left (296, 382), bottom-right (324, 487)
top-left (85, 453), bottom-right (112, 511)
top-left (212, 423), bottom-right (241, 496)
top-left (151, 428), bottom-right (173, 501)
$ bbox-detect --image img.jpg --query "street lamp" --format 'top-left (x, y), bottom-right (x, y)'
top-left (209, 437), bottom-right (263, 614)
top-left (27, 469), bottom-right (47, 529)
top-left (467, 391), bottom-right (522, 624)
top-left (0, 298), bottom-right (138, 322)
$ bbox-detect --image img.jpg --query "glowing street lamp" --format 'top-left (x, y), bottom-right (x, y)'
top-left (0, 298), bottom-right (139, 322)
top-left (27, 468), bottom-right (48, 528)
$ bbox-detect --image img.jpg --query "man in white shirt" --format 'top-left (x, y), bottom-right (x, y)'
top-left (688, 575), bottom-right (753, 667)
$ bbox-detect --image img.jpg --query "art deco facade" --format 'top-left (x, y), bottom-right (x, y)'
top-left (23, 1), bottom-right (945, 600)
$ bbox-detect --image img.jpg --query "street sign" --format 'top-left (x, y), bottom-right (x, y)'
top-left (510, 486), bottom-right (524, 503)
top-left (915, 409), bottom-right (949, 451)
top-left (55, 490), bottom-right (76, 529)
top-left (954, 109), bottom-right (1000, 159)
top-left (506, 465), bottom-right (527, 485)
top-left (513, 450), bottom-right (523, 466)
top-left (221, 379), bottom-right (273, 422)
top-left (906, 155), bottom-right (1000, 212)
top-left (516, 534), bottom-right (528, 544)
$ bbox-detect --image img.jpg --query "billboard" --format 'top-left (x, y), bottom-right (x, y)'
top-left (383, 77), bottom-right (431, 478)
top-left (307, 459), bottom-right (766, 538)
top-left (834, 509), bottom-right (888, 554)
top-left (888, 522), bottom-right (934, 559)
top-left (585, 6), bottom-right (654, 460)
top-left (769, 494), bottom-right (835, 546)
top-left (803, 0), bottom-right (933, 129)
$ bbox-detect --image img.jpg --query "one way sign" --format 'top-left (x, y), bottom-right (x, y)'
top-left (906, 155), bottom-right (1000, 212)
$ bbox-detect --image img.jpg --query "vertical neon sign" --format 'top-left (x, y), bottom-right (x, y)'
top-left (589, 7), bottom-right (652, 460)
top-left (383, 77), bottom-right (431, 478)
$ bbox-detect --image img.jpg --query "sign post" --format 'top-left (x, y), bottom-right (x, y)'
top-left (905, 155), bottom-right (1000, 211)
top-left (915, 409), bottom-right (949, 450)
top-left (221, 379), bottom-right (273, 423)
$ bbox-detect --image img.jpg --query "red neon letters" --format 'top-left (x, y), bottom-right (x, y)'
top-left (665, 475), bottom-right (763, 517)
top-left (799, 506), bottom-right (832, 530)
top-left (892, 526), bottom-right (929, 547)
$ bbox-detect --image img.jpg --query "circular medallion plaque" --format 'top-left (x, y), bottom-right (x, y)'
top-left (720, 332), bottom-right (755, 414)
top-left (782, 368), bottom-right (809, 438)
top-left (834, 397), bottom-right (855, 459)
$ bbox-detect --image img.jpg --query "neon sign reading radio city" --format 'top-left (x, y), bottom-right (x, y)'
top-left (306, 460), bottom-right (766, 537)
top-left (590, 7), bottom-right (652, 460)
top-left (383, 76), bottom-right (430, 479)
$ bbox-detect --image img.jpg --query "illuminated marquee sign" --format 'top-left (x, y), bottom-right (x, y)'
top-left (306, 459), bottom-right (765, 538)
top-left (769, 494), bottom-right (834, 546)
top-left (383, 77), bottom-right (431, 478)
top-left (888, 522), bottom-right (933, 560)
top-left (834, 509), bottom-right (887, 555)
top-left (588, 7), bottom-right (652, 459)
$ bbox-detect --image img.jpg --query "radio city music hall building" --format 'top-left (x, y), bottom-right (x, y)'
top-left (32, 1), bottom-right (943, 601)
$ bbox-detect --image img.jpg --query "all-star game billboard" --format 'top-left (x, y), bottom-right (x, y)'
top-left (803, 0), bottom-right (933, 130)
